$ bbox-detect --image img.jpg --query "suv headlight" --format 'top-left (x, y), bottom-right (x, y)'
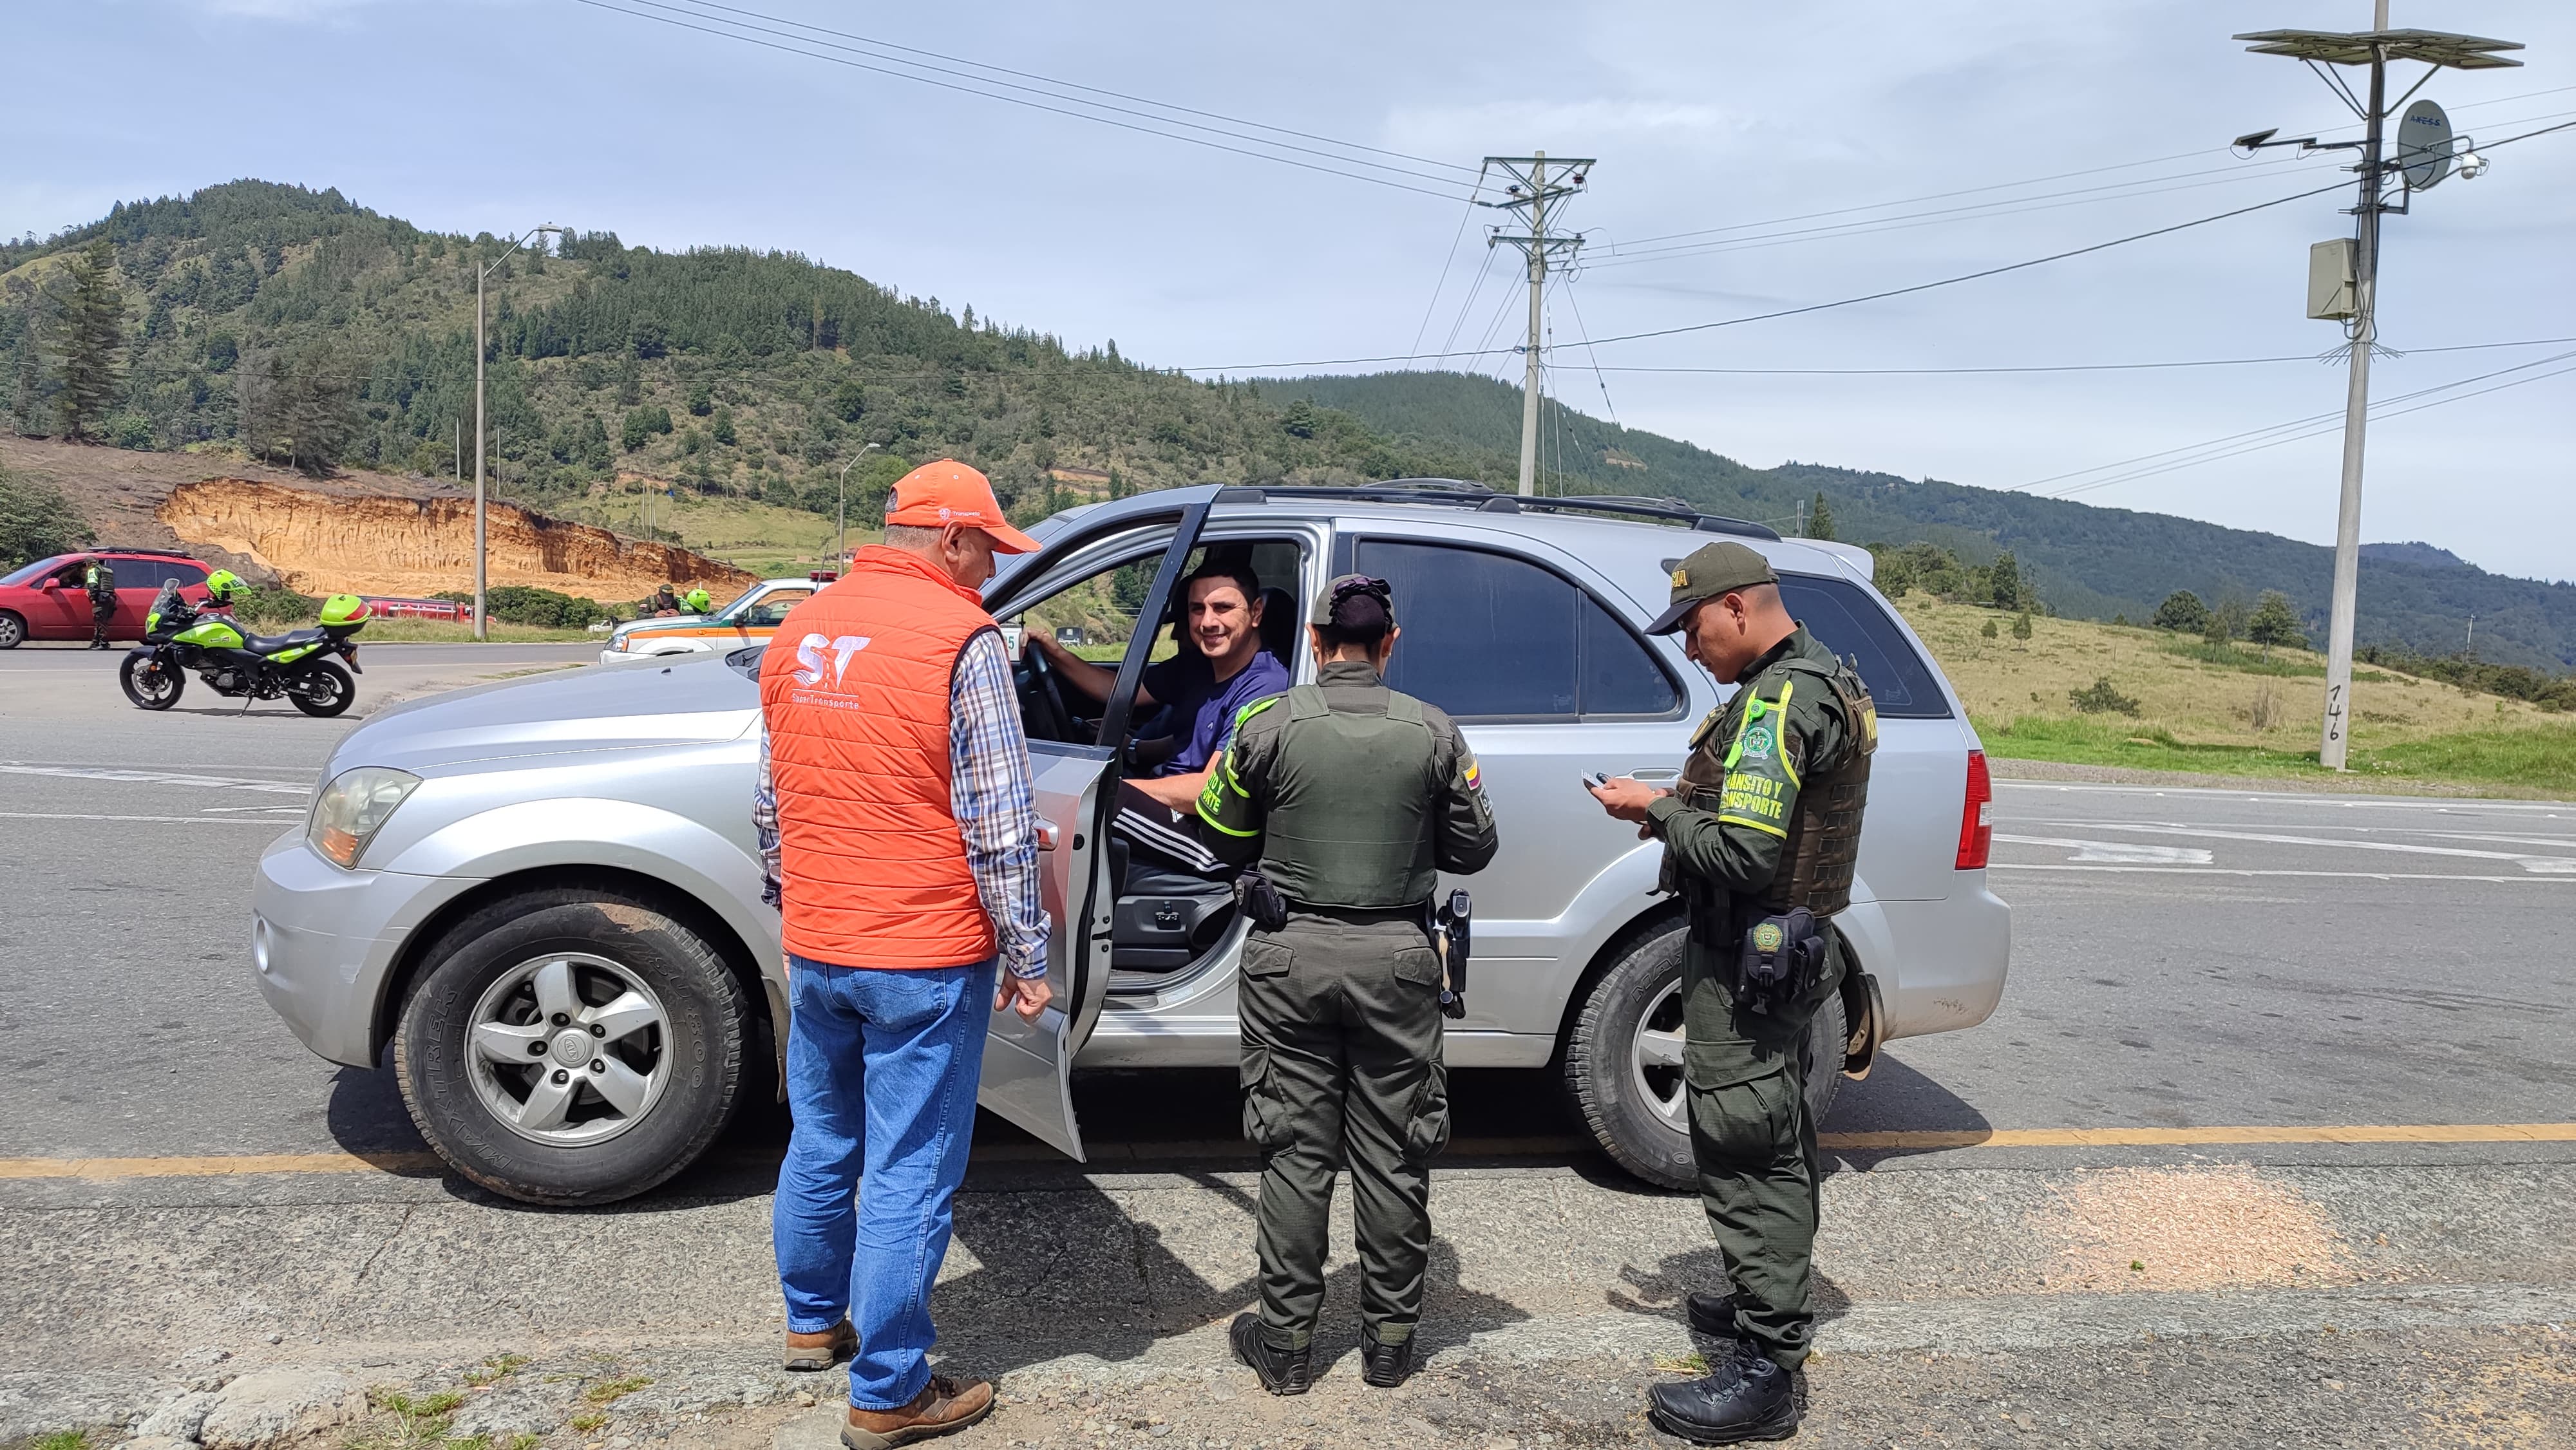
top-left (308, 766), bottom-right (422, 869)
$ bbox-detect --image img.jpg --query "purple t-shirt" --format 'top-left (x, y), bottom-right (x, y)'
top-left (1142, 648), bottom-right (1290, 775)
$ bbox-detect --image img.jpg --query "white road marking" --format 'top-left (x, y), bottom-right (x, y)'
top-left (0, 764), bottom-right (310, 795)
top-left (1994, 781), bottom-right (2571, 813)
top-left (1992, 864), bottom-right (2576, 883)
top-left (1993, 834), bottom-right (2214, 865)
top-left (198, 805), bottom-right (307, 814)
top-left (2035, 820), bottom-right (2576, 875)
top-left (0, 812), bottom-right (288, 825)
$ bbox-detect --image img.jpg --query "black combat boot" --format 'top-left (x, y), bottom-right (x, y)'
top-left (1358, 1324), bottom-right (1414, 1388)
top-left (1228, 1313), bottom-right (1312, 1396)
top-left (1685, 1290), bottom-right (1749, 1342)
top-left (1647, 1342), bottom-right (1799, 1445)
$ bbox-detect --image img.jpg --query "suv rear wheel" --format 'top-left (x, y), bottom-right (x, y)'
top-left (1563, 920), bottom-right (1844, 1190)
top-left (393, 886), bottom-right (748, 1205)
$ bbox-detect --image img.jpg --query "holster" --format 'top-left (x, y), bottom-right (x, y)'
top-left (1429, 889), bottom-right (1471, 1020)
top-left (1736, 907), bottom-right (1830, 1015)
top-left (1234, 871), bottom-right (1289, 934)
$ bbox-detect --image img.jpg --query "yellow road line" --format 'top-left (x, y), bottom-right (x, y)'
top-left (0, 1151), bottom-right (442, 1180)
top-left (1819, 1124), bottom-right (2576, 1150)
top-left (3, 1124), bottom-right (2573, 1181)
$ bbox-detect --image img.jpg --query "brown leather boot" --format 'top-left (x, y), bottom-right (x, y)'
top-left (839, 1375), bottom-right (994, 1450)
top-left (782, 1320), bottom-right (858, 1371)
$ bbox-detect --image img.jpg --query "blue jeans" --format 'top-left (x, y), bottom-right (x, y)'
top-left (774, 954), bottom-right (993, 1409)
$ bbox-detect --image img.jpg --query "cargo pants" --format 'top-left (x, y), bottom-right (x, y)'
top-left (1236, 906), bottom-right (1452, 1351)
top-left (1681, 925), bottom-right (1845, 1371)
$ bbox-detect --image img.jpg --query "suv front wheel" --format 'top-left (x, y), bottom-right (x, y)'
top-left (1564, 920), bottom-right (1844, 1190)
top-left (393, 886), bottom-right (749, 1205)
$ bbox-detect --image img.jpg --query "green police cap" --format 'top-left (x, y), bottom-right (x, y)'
top-left (1643, 541), bottom-right (1779, 635)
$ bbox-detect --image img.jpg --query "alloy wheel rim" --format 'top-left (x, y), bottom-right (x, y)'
top-left (466, 952), bottom-right (671, 1147)
top-left (131, 661), bottom-right (178, 704)
top-left (1631, 979), bottom-right (1689, 1134)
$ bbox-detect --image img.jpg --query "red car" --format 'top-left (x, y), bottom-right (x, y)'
top-left (0, 549), bottom-right (213, 648)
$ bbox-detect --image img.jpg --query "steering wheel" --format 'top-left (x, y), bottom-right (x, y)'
top-left (1021, 640), bottom-right (1078, 742)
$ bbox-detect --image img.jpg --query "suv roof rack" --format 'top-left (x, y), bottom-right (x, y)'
top-left (91, 545), bottom-right (202, 559)
top-left (1224, 479), bottom-right (1781, 541)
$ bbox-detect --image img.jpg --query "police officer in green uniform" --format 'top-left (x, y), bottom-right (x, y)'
top-left (1196, 574), bottom-right (1499, 1395)
top-left (1587, 541), bottom-right (1876, 1445)
top-left (83, 557), bottom-right (118, 649)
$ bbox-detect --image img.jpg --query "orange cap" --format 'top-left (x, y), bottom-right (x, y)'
top-left (882, 459), bottom-right (1042, 554)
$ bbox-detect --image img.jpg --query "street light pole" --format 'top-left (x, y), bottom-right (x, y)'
top-left (472, 224), bottom-right (565, 641)
top-left (837, 442), bottom-right (882, 570)
top-left (2231, 12), bottom-right (2519, 767)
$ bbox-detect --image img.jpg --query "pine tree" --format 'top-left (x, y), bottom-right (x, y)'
top-left (1807, 491), bottom-right (1836, 541)
top-left (1987, 549), bottom-right (2023, 611)
top-left (50, 240), bottom-right (127, 441)
top-left (2246, 590), bottom-right (2306, 659)
top-left (2011, 610), bottom-right (2033, 643)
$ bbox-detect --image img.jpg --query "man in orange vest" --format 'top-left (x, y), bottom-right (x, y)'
top-left (754, 459), bottom-right (1050, 1449)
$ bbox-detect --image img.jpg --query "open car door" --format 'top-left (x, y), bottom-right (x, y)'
top-left (974, 496), bottom-right (1213, 1160)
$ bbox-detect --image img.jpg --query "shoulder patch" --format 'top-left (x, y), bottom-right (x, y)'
top-left (1232, 695), bottom-right (1282, 731)
top-left (1687, 706), bottom-right (1727, 749)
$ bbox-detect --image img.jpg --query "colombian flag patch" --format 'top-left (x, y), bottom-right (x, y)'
top-left (1462, 757), bottom-right (1482, 791)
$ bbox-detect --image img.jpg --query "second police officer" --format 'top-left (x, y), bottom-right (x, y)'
top-left (1195, 574), bottom-right (1498, 1395)
top-left (1587, 541), bottom-right (1877, 1445)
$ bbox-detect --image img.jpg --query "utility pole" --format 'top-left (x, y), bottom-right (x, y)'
top-left (2231, 10), bottom-right (2517, 767)
top-left (473, 224), bottom-right (565, 640)
top-left (1480, 153), bottom-right (1593, 496)
top-left (837, 442), bottom-right (882, 570)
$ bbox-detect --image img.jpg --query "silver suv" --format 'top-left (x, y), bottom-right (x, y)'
top-left (251, 482), bottom-right (2009, 1203)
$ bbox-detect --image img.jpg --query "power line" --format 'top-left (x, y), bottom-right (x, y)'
top-left (1179, 180), bottom-right (2352, 372)
top-left (2019, 348), bottom-right (2576, 498)
top-left (567, 0), bottom-right (1475, 202)
top-left (658, 0), bottom-right (1481, 175)
top-left (1584, 335), bottom-right (2576, 377)
top-left (1406, 179), bottom-right (1487, 369)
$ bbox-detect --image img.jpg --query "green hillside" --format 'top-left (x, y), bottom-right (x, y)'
top-left (1258, 372), bottom-right (2576, 673)
top-left (1, 178), bottom-right (2565, 673)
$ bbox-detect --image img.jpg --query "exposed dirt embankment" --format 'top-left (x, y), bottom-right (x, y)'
top-left (158, 479), bottom-right (757, 600)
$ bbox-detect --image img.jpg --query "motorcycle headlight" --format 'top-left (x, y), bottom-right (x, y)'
top-left (308, 766), bottom-right (421, 869)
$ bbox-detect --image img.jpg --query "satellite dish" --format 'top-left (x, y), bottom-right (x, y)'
top-left (2398, 99), bottom-right (2454, 191)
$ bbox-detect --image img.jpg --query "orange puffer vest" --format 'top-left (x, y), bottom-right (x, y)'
top-left (760, 546), bottom-right (1000, 969)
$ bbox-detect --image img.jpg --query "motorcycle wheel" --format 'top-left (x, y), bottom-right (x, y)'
top-left (289, 659), bottom-right (356, 718)
top-left (120, 653), bottom-right (185, 711)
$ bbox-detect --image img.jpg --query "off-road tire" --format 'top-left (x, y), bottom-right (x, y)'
top-left (393, 887), bottom-right (748, 1205)
top-left (1564, 920), bottom-right (1846, 1191)
top-left (0, 612), bottom-right (24, 649)
top-left (288, 659), bottom-right (356, 717)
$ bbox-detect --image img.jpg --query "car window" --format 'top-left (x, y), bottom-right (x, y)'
top-left (1, 557), bottom-right (68, 587)
top-left (1775, 572), bottom-right (1953, 719)
top-left (731, 588), bottom-right (811, 628)
top-left (163, 562), bottom-right (207, 588)
top-left (1354, 540), bottom-right (1679, 722)
top-left (113, 560), bottom-right (182, 591)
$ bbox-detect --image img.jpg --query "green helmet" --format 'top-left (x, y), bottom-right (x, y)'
top-left (685, 588), bottom-right (712, 612)
top-left (205, 569), bottom-right (241, 603)
top-left (319, 594), bottom-right (372, 626)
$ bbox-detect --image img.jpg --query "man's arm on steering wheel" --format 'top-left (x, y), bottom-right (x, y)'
top-left (1027, 631), bottom-right (1160, 710)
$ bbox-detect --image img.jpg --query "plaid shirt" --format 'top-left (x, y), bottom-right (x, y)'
top-left (755, 628), bottom-right (1051, 980)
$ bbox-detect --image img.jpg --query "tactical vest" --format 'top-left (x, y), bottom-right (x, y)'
top-left (1258, 681), bottom-right (1445, 909)
top-left (1672, 654), bottom-right (1877, 918)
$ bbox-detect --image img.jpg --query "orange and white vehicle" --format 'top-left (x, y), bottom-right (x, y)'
top-left (596, 578), bottom-right (829, 664)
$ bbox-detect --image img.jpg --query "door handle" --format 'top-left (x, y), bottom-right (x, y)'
top-left (1037, 824), bottom-right (1060, 852)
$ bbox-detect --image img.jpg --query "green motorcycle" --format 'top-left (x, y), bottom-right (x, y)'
top-left (122, 590), bottom-right (373, 717)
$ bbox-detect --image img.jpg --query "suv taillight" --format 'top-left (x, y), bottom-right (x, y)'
top-left (1955, 749), bottom-right (1993, 870)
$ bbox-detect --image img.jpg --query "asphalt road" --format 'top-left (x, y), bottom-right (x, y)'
top-left (4, 646), bottom-right (2571, 1447)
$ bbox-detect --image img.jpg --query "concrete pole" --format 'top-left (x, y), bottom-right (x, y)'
top-left (1517, 153), bottom-right (1548, 498)
top-left (2318, 40), bottom-right (2386, 770)
top-left (474, 265), bottom-right (489, 642)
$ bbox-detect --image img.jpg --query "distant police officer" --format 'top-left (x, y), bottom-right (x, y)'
top-left (83, 556), bottom-right (118, 649)
top-left (1587, 542), bottom-right (1876, 1445)
top-left (1197, 574), bottom-right (1499, 1395)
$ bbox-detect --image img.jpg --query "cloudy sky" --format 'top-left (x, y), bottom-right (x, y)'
top-left (12, 0), bottom-right (2572, 581)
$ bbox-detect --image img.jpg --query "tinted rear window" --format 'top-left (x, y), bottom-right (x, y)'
top-left (1775, 573), bottom-right (1951, 719)
top-left (1354, 539), bottom-right (1680, 722)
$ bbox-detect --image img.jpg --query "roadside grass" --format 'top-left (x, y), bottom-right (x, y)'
top-left (222, 617), bottom-right (603, 644)
top-left (542, 487), bottom-right (866, 578)
top-left (1895, 596), bottom-right (2570, 796)
top-left (9, 1431), bottom-right (99, 1450)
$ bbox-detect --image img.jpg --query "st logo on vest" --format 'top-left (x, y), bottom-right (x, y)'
top-left (790, 633), bottom-right (875, 697)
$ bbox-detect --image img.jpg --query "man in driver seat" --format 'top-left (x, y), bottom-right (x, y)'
top-left (1025, 560), bottom-right (1289, 877)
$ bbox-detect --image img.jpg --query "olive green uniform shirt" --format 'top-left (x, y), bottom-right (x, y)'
top-left (1643, 626), bottom-right (1855, 907)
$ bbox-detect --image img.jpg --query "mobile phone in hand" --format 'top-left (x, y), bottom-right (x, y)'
top-left (1581, 771), bottom-right (1612, 791)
